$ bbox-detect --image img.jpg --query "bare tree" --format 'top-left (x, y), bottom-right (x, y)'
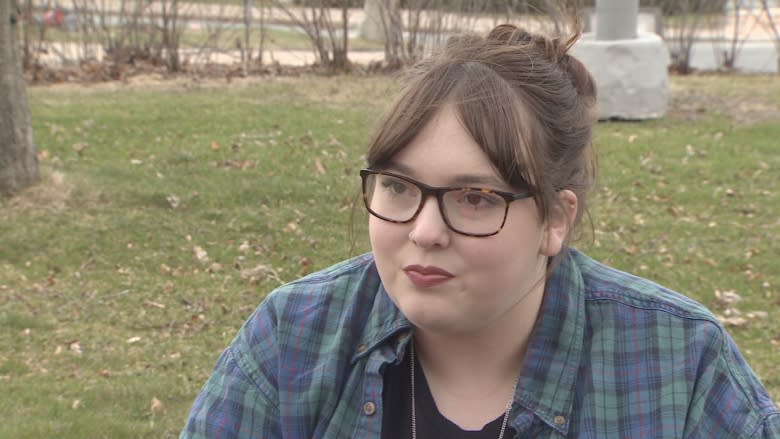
top-left (273, 0), bottom-right (351, 70)
top-left (369, 0), bottom-right (582, 68)
top-left (242, 0), bottom-right (253, 66)
top-left (256, 0), bottom-right (267, 64)
top-left (159, 0), bottom-right (181, 71)
top-left (1, 0), bottom-right (39, 195)
top-left (714, 0), bottom-right (754, 70)
top-left (665, 0), bottom-right (722, 74)
top-left (761, 0), bottom-right (780, 72)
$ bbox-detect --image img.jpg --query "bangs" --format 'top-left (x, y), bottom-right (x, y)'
top-left (366, 58), bottom-right (554, 219)
top-left (452, 63), bottom-right (549, 197)
top-left (366, 62), bottom-right (463, 168)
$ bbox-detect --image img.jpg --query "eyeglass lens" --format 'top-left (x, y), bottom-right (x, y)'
top-left (362, 171), bottom-right (508, 236)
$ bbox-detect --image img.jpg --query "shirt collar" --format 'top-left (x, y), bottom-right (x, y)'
top-left (347, 251), bottom-right (587, 434)
top-left (513, 248), bottom-right (585, 435)
top-left (350, 259), bottom-right (412, 364)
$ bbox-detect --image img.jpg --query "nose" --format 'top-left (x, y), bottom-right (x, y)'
top-left (408, 196), bottom-right (451, 248)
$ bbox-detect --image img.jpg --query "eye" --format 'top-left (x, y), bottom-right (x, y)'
top-left (379, 176), bottom-right (415, 196)
top-left (456, 190), bottom-right (502, 209)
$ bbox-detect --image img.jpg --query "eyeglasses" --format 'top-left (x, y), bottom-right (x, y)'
top-left (360, 169), bottom-right (533, 237)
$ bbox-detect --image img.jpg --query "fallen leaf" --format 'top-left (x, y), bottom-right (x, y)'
top-left (144, 300), bottom-right (166, 309)
top-left (314, 158), bottom-right (326, 175)
top-left (72, 399), bottom-right (81, 410)
top-left (718, 315), bottom-right (748, 327)
top-left (166, 194), bottom-right (181, 209)
top-left (151, 397), bottom-right (166, 416)
top-left (127, 336), bottom-right (141, 344)
top-left (222, 159), bottom-right (255, 170)
top-left (68, 340), bottom-right (82, 355)
top-left (240, 264), bottom-right (276, 284)
top-left (72, 142), bottom-right (88, 156)
top-left (715, 289), bottom-right (742, 305)
top-left (666, 206), bottom-right (682, 217)
top-left (208, 262), bottom-right (222, 273)
top-left (299, 257), bottom-right (313, 275)
top-left (211, 141), bottom-right (221, 151)
top-left (193, 246), bottom-right (209, 264)
top-left (746, 311), bottom-right (768, 320)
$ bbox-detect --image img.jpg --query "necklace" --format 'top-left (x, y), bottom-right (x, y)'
top-left (409, 343), bottom-right (516, 439)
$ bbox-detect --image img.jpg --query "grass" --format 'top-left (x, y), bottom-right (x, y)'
top-left (2, 73), bottom-right (779, 437)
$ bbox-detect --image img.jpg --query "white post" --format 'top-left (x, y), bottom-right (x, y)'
top-left (573, 0), bottom-right (669, 119)
top-left (595, 0), bottom-right (639, 40)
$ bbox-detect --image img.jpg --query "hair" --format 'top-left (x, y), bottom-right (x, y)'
top-left (365, 24), bottom-right (598, 271)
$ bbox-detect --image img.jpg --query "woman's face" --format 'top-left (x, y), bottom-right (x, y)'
top-left (369, 104), bottom-right (571, 336)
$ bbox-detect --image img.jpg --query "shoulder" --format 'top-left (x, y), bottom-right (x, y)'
top-left (569, 248), bottom-right (731, 355)
top-left (180, 254), bottom-right (396, 437)
top-left (220, 254), bottom-right (391, 395)
top-left (567, 249), bottom-right (780, 432)
top-left (261, 252), bottom-right (381, 315)
top-left (240, 252), bottom-right (389, 343)
top-left (566, 249), bottom-right (719, 326)
top-left (232, 252), bottom-right (401, 371)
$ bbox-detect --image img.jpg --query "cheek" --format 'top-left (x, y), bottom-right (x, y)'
top-left (458, 228), bottom-right (547, 282)
top-left (368, 217), bottom-right (404, 254)
top-left (459, 243), bottom-right (516, 278)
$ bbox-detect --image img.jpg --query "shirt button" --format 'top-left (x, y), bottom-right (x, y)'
top-left (553, 415), bottom-right (566, 426)
top-left (363, 402), bottom-right (376, 416)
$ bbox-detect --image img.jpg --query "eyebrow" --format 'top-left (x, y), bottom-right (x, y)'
top-left (385, 162), bottom-right (508, 188)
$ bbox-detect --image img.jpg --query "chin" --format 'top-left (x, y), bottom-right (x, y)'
top-left (401, 305), bottom-right (472, 334)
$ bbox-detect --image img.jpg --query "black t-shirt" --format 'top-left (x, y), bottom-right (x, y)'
top-left (381, 349), bottom-right (515, 439)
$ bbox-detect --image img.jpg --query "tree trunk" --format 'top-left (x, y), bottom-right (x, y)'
top-left (0, 0), bottom-right (38, 196)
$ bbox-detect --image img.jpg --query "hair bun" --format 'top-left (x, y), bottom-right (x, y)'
top-left (488, 24), bottom-right (567, 63)
top-left (488, 24), bottom-right (595, 102)
top-left (487, 24), bottom-right (534, 45)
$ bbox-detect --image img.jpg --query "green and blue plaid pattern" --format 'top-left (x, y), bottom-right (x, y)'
top-left (181, 249), bottom-right (779, 438)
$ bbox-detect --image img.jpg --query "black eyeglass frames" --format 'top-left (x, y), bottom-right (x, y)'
top-left (359, 169), bottom-right (533, 237)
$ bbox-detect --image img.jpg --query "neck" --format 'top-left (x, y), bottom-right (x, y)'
top-left (414, 280), bottom-right (544, 383)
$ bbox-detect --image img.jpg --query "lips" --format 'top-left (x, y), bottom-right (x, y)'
top-left (403, 264), bottom-right (454, 288)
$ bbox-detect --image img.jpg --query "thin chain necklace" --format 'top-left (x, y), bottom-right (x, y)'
top-left (409, 342), bottom-right (516, 439)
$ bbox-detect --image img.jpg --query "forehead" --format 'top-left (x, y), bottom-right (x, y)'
top-left (385, 104), bottom-right (508, 189)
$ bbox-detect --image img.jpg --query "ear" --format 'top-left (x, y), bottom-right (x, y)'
top-left (540, 190), bottom-right (578, 257)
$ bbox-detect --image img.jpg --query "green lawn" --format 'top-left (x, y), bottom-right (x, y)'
top-left (1, 73), bottom-right (778, 437)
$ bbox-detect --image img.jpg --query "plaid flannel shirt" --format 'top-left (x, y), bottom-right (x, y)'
top-left (181, 249), bottom-right (780, 438)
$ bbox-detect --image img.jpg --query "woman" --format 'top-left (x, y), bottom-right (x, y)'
top-left (181, 25), bottom-right (779, 438)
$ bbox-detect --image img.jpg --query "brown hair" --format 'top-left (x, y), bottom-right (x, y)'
top-left (365, 24), bottom-right (598, 269)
